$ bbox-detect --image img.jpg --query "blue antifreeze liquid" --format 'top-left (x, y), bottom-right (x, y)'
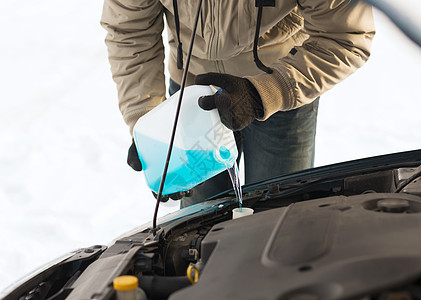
top-left (135, 134), bottom-right (233, 195)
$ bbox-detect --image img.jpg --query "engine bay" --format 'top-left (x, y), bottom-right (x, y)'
top-left (5, 150), bottom-right (421, 300)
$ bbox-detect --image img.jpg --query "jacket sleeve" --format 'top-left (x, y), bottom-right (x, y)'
top-left (246, 0), bottom-right (375, 119)
top-left (101, 0), bottom-right (166, 135)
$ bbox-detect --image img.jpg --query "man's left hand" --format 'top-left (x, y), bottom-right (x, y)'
top-left (195, 73), bottom-right (264, 131)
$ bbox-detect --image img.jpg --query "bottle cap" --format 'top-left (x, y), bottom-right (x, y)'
top-left (214, 145), bottom-right (234, 164)
top-left (113, 275), bottom-right (138, 291)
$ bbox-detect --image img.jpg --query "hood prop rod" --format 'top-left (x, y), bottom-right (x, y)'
top-left (152, 0), bottom-right (203, 235)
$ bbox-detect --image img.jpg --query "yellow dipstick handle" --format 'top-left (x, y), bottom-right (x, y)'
top-left (113, 275), bottom-right (138, 291)
top-left (187, 265), bottom-right (199, 284)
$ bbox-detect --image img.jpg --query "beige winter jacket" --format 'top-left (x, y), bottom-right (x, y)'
top-left (101, 0), bottom-right (375, 134)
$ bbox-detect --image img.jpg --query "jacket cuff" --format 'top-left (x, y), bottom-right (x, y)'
top-left (245, 67), bottom-right (296, 121)
top-left (125, 106), bottom-right (157, 137)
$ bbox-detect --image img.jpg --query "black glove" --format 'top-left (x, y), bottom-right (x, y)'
top-left (152, 189), bottom-right (194, 202)
top-left (127, 139), bottom-right (193, 200)
top-left (127, 139), bottom-right (142, 171)
top-left (195, 73), bottom-right (264, 131)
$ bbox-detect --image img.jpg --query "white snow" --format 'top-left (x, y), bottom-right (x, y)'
top-left (1, 0), bottom-right (421, 293)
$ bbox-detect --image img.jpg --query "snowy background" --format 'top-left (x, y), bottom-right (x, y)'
top-left (1, 0), bottom-right (421, 293)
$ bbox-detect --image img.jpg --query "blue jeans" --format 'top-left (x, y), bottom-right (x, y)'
top-left (169, 79), bottom-right (319, 208)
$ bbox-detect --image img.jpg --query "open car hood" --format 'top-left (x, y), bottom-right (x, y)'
top-left (3, 149), bottom-right (421, 300)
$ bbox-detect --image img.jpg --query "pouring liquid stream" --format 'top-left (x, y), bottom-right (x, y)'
top-left (226, 162), bottom-right (243, 212)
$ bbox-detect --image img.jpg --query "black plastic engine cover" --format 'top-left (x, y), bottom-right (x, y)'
top-left (170, 193), bottom-right (421, 300)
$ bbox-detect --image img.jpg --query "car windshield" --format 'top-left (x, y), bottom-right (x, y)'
top-left (0, 1), bottom-right (421, 294)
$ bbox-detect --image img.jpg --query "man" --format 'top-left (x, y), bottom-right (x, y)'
top-left (101, 0), bottom-right (375, 207)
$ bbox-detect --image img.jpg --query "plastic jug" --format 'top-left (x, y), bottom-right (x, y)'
top-left (133, 85), bottom-right (238, 195)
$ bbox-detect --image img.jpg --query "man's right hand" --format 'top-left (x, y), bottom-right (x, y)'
top-left (127, 139), bottom-right (142, 171)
